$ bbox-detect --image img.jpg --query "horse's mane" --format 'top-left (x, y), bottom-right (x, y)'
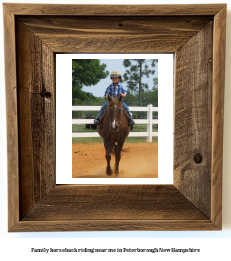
top-left (109, 97), bottom-right (121, 104)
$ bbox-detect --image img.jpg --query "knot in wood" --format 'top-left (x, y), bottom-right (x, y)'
top-left (40, 90), bottom-right (52, 99)
top-left (194, 153), bottom-right (203, 164)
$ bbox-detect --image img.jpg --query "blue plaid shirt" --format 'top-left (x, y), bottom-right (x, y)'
top-left (104, 83), bottom-right (127, 98)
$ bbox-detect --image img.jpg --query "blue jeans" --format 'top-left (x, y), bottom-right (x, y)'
top-left (96, 101), bottom-right (132, 118)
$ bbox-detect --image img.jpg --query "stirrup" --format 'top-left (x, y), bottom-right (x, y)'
top-left (128, 119), bottom-right (135, 126)
top-left (94, 119), bottom-right (101, 125)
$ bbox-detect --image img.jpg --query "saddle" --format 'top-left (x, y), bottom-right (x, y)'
top-left (98, 107), bottom-right (108, 129)
top-left (97, 106), bottom-right (133, 130)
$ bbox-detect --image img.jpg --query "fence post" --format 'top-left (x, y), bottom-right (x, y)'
top-left (147, 104), bottom-right (153, 142)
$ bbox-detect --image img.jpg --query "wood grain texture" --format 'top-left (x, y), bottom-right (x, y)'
top-left (174, 22), bottom-right (213, 218)
top-left (3, 4), bottom-right (20, 231)
top-left (16, 19), bottom-right (56, 219)
top-left (4, 3), bottom-right (225, 16)
top-left (18, 16), bottom-right (213, 53)
top-left (4, 3), bottom-right (226, 231)
top-left (12, 185), bottom-right (219, 232)
top-left (11, 220), bottom-right (218, 232)
top-left (211, 5), bottom-right (226, 228)
top-left (22, 185), bottom-right (207, 221)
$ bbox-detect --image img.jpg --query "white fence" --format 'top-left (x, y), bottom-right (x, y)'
top-left (72, 105), bottom-right (158, 142)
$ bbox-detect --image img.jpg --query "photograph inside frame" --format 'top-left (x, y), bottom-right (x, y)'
top-left (72, 58), bottom-right (158, 179)
top-left (56, 54), bottom-right (173, 184)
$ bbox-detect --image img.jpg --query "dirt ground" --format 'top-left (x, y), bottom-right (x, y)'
top-left (72, 142), bottom-right (158, 178)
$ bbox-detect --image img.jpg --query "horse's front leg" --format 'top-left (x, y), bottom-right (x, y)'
top-left (104, 138), bottom-right (113, 176)
top-left (115, 139), bottom-right (125, 175)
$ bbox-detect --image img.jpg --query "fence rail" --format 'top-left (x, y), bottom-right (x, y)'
top-left (72, 105), bottom-right (158, 142)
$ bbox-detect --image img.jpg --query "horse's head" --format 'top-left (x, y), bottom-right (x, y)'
top-left (107, 95), bottom-right (123, 132)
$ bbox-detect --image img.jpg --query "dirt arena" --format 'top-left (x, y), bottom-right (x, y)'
top-left (72, 142), bottom-right (158, 178)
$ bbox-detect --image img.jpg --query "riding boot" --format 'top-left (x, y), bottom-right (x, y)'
top-left (94, 117), bottom-right (103, 129)
top-left (122, 107), bottom-right (135, 127)
top-left (94, 116), bottom-right (104, 130)
top-left (128, 118), bottom-right (135, 126)
top-left (94, 108), bottom-right (107, 128)
top-left (125, 111), bottom-right (135, 127)
top-left (94, 118), bottom-right (101, 125)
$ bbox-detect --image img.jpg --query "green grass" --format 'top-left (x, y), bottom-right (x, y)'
top-left (72, 124), bottom-right (158, 133)
top-left (72, 124), bottom-right (97, 133)
top-left (72, 137), bottom-right (158, 144)
top-left (72, 137), bottom-right (103, 144)
top-left (72, 124), bottom-right (158, 144)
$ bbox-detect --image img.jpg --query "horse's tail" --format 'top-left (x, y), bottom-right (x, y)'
top-left (110, 142), bottom-right (116, 155)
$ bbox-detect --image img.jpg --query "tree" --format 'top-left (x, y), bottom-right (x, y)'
top-left (72, 59), bottom-right (109, 104)
top-left (143, 77), bottom-right (158, 106)
top-left (123, 59), bottom-right (158, 106)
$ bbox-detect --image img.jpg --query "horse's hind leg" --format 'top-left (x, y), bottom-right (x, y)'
top-left (104, 138), bottom-right (113, 176)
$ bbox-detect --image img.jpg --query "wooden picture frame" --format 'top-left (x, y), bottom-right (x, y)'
top-left (4, 3), bottom-right (226, 231)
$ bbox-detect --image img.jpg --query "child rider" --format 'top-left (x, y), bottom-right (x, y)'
top-left (94, 70), bottom-right (135, 127)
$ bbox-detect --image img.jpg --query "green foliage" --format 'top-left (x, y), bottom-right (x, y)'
top-left (123, 59), bottom-right (158, 105)
top-left (123, 78), bottom-right (158, 106)
top-left (72, 96), bottom-right (107, 119)
top-left (122, 77), bottom-right (158, 119)
top-left (72, 59), bottom-right (109, 104)
top-left (143, 77), bottom-right (158, 105)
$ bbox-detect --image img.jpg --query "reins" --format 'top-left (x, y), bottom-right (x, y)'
top-left (108, 99), bottom-right (123, 131)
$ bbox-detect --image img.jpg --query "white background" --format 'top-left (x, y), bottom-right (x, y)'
top-left (0, 0), bottom-right (231, 260)
top-left (56, 53), bottom-right (173, 184)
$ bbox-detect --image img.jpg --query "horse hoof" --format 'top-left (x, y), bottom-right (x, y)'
top-left (106, 168), bottom-right (113, 176)
top-left (114, 175), bottom-right (120, 178)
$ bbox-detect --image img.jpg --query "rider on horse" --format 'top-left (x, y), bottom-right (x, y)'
top-left (94, 70), bottom-right (135, 127)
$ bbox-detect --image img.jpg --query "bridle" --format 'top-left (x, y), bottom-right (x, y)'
top-left (108, 100), bottom-right (122, 131)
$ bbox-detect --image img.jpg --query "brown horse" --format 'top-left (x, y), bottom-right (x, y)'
top-left (97, 95), bottom-right (130, 178)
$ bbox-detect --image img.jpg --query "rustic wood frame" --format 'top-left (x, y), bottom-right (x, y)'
top-left (4, 4), bottom-right (226, 232)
